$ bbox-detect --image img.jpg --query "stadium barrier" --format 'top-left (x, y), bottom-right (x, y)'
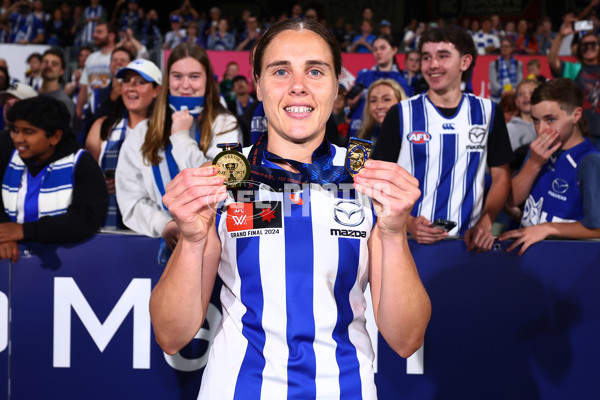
top-left (1, 233), bottom-right (598, 399)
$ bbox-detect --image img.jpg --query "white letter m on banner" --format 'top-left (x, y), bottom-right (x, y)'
top-left (53, 277), bottom-right (151, 369)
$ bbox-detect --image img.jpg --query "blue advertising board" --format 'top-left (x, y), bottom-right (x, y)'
top-left (9, 236), bottom-right (215, 400)
top-left (376, 240), bottom-right (600, 400)
top-left (0, 258), bottom-right (8, 400)
top-left (2, 234), bottom-right (600, 399)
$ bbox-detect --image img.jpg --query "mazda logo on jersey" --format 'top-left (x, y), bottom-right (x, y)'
top-left (551, 178), bottom-right (569, 194)
top-left (333, 200), bottom-right (365, 227)
top-left (468, 127), bottom-right (486, 143)
top-left (407, 131), bottom-right (431, 144)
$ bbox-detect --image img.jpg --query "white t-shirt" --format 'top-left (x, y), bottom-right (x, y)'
top-left (80, 50), bottom-right (112, 93)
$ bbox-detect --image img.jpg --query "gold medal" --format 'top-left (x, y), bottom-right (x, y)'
top-left (212, 143), bottom-right (250, 187)
top-left (345, 137), bottom-right (372, 177)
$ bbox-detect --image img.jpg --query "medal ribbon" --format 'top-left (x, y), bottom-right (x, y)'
top-left (247, 134), bottom-right (352, 190)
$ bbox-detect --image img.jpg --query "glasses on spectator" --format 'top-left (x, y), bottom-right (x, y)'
top-left (580, 41), bottom-right (600, 50)
top-left (122, 76), bottom-right (151, 86)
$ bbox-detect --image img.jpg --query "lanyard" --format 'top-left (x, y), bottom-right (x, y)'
top-left (247, 133), bottom-right (351, 190)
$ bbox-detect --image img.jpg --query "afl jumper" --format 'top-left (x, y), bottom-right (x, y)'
top-left (198, 144), bottom-right (378, 400)
top-left (396, 93), bottom-right (495, 234)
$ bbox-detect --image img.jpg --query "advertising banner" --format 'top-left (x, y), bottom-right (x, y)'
top-left (4, 234), bottom-right (600, 399)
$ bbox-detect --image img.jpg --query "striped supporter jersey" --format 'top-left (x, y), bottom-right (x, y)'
top-left (198, 146), bottom-right (378, 400)
top-left (397, 93), bottom-right (494, 234)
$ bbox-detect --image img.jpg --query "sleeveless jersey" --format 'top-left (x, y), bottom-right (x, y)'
top-left (521, 139), bottom-right (599, 226)
top-left (198, 146), bottom-right (378, 400)
top-left (396, 93), bottom-right (495, 234)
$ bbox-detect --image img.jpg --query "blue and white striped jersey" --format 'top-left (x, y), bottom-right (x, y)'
top-left (396, 93), bottom-right (495, 234)
top-left (199, 146), bottom-right (378, 400)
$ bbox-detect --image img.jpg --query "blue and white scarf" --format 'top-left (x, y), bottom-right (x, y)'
top-left (497, 57), bottom-right (518, 90)
top-left (2, 149), bottom-right (84, 222)
top-left (100, 116), bottom-right (128, 229)
top-left (168, 95), bottom-right (204, 117)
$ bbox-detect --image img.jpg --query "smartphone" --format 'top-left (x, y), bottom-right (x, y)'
top-left (573, 20), bottom-right (594, 32)
top-left (429, 218), bottom-right (457, 232)
top-left (104, 169), bottom-right (116, 180)
top-left (345, 83), bottom-right (366, 100)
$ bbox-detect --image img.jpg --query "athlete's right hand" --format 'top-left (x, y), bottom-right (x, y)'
top-left (407, 215), bottom-right (448, 244)
top-left (162, 165), bottom-right (227, 244)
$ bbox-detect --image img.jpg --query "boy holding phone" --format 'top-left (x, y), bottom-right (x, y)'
top-left (372, 26), bottom-right (513, 251)
top-left (499, 79), bottom-right (600, 254)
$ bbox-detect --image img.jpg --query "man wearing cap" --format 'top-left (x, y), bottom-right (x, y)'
top-left (39, 48), bottom-right (76, 130)
top-left (379, 20), bottom-right (392, 36)
top-left (163, 15), bottom-right (186, 50)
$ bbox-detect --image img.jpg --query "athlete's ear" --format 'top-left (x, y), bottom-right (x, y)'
top-left (255, 75), bottom-right (263, 102)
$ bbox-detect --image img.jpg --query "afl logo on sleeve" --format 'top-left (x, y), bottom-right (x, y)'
top-left (407, 131), bottom-right (432, 144)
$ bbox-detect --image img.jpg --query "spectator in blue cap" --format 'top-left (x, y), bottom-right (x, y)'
top-left (163, 14), bottom-right (186, 49)
top-left (85, 58), bottom-right (162, 230)
top-left (380, 19), bottom-right (392, 36)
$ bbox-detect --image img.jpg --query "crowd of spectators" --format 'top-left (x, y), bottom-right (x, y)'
top-left (2, 1), bottom-right (599, 57)
top-left (0, 0), bottom-right (599, 259)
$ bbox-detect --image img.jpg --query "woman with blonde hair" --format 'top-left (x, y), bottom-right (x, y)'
top-left (356, 78), bottom-right (406, 144)
top-left (116, 42), bottom-right (241, 261)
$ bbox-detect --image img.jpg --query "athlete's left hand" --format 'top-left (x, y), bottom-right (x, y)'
top-left (498, 224), bottom-right (548, 255)
top-left (464, 222), bottom-right (494, 253)
top-left (353, 160), bottom-right (420, 235)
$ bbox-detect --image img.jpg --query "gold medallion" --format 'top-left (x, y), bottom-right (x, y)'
top-left (212, 143), bottom-right (250, 187)
top-left (345, 137), bottom-right (372, 177)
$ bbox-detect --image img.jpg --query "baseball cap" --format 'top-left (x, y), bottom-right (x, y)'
top-left (170, 15), bottom-right (182, 23)
top-left (0, 82), bottom-right (38, 105)
top-left (380, 20), bottom-right (391, 27)
top-left (116, 59), bottom-right (162, 85)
